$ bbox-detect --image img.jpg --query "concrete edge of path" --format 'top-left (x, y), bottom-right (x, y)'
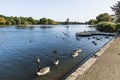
top-left (65, 37), bottom-right (115, 80)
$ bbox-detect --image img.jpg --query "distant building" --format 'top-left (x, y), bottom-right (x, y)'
top-left (67, 18), bottom-right (69, 24)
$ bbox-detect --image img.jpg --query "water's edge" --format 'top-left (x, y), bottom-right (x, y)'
top-left (61, 34), bottom-right (116, 80)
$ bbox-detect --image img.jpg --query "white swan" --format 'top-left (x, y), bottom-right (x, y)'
top-left (72, 49), bottom-right (82, 57)
top-left (53, 58), bottom-right (59, 65)
top-left (37, 66), bottom-right (50, 76)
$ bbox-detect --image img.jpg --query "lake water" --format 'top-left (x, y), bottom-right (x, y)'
top-left (0, 25), bottom-right (113, 80)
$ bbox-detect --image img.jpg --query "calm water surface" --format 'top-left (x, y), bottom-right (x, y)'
top-left (0, 25), bottom-right (113, 80)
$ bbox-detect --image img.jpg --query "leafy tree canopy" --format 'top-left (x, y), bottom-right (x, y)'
top-left (96, 13), bottom-right (112, 22)
top-left (39, 18), bottom-right (58, 25)
top-left (111, 1), bottom-right (120, 23)
top-left (0, 17), bottom-right (6, 25)
top-left (88, 19), bottom-right (97, 25)
top-left (0, 14), bottom-right (82, 25)
top-left (111, 1), bottom-right (120, 17)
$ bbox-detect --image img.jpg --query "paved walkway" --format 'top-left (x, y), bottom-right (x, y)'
top-left (76, 35), bottom-right (120, 80)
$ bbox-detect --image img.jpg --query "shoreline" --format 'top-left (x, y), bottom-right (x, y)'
top-left (76, 34), bottom-right (120, 80)
top-left (64, 35), bottom-right (116, 80)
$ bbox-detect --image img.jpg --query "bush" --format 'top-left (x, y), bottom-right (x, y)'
top-left (96, 22), bottom-right (116, 32)
top-left (115, 23), bottom-right (120, 31)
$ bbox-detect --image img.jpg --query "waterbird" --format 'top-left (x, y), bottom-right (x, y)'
top-left (62, 38), bottom-right (65, 40)
top-left (36, 58), bottom-right (40, 64)
top-left (36, 58), bottom-right (41, 69)
top-left (72, 49), bottom-right (82, 57)
top-left (105, 36), bottom-right (109, 38)
top-left (88, 37), bottom-right (90, 40)
top-left (96, 37), bottom-right (101, 40)
top-left (92, 36), bottom-right (96, 39)
top-left (29, 40), bottom-right (32, 42)
top-left (52, 50), bottom-right (58, 54)
top-left (93, 54), bottom-right (98, 58)
top-left (53, 58), bottom-right (59, 65)
top-left (76, 37), bottom-right (80, 41)
top-left (92, 41), bottom-right (97, 45)
top-left (67, 35), bottom-right (70, 37)
top-left (37, 66), bottom-right (50, 76)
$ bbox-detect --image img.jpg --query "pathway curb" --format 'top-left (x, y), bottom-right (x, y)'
top-left (65, 37), bottom-right (115, 80)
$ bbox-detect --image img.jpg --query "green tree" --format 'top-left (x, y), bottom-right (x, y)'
top-left (0, 14), bottom-right (59, 25)
top-left (28, 17), bottom-right (37, 24)
top-left (8, 16), bottom-right (16, 25)
top-left (5, 17), bottom-right (12, 25)
top-left (96, 13), bottom-right (112, 22)
top-left (111, 1), bottom-right (120, 22)
top-left (0, 17), bottom-right (6, 25)
top-left (19, 17), bottom-right (28, 25)
top-left (88, 19), bottom-right (97, 25)
top-left (48, 19), bottom-right (57, 24)
top-left (15, 18), bottom-right (21, 25)
top-left (39, 18), bottom-right (48, 24)
top-left (111, 1), bottom-right (120, 17)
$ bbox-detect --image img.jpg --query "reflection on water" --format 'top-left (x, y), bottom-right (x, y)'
top-left (0, 25), bottom-right (113, 80)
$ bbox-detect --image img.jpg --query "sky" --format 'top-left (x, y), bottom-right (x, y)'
top-left (0, 0), bottom-right (119, 22)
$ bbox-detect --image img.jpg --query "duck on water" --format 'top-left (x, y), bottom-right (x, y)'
top-left (36, 58), bottom-right (50, 76)
top-left (72, 49), bottom-right (82, 57)
top-left (37, 66), bottom-right (50, 76)
top-left (53, 58), bottom-right (59, 66)
top-left (36, 48), bottom-right (82, 76)
top-left (36, 57), bottom-right (59, 76)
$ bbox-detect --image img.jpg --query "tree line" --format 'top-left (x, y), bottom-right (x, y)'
top-left (0, 15), bottom-right (82, 26)
top-left (0, 15), bottom-right (59, 25)
top-left (1, 1), bottom-right (120, 27)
